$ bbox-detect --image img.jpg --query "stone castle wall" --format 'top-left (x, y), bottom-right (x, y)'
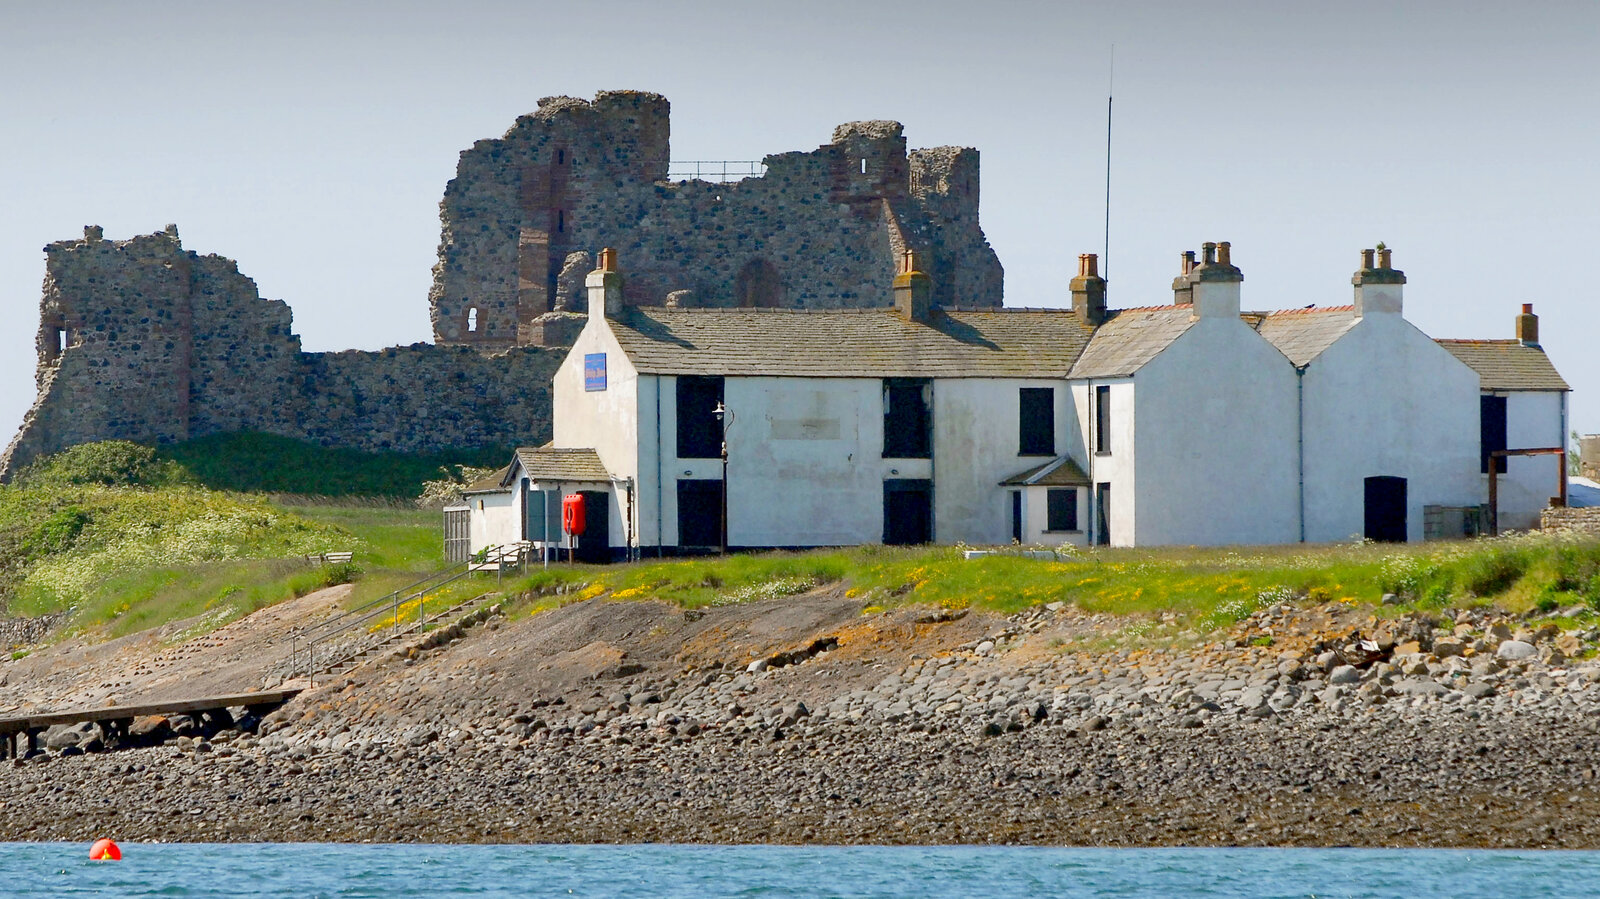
top-left (2, 90), bottom-right (1001, 477)
top-left (1542, 506), bottom-right (1600, 536)
top-left (429, 91), bottom-right (1003, 348)
top-left (0, 229), bottom-right (561, 478)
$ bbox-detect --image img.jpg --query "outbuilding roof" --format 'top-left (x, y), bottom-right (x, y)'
top-left (507, 446), bottom-right (613, 484)
top-left (1436, 340), bottom-right (1570, 391)
top-left (607, 307), bottom-right (1094, 379)
top-left (1251, 306), bottom-right (1359, 366)
top-left (999, 456), bottom-right (1091, 487)
top-left (462, 465), bottom-right (513, 496)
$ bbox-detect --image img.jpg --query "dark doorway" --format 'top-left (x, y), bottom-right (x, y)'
top-left (1095, 482), bottom-right (1111, 545)
top-left (677, 479), bottom-right (724, 549)
top-left (1364, 476), bottom-right (1408, 543)
top-left (884, 479), bottom-right (933, 545)
top-left (1011, 491), bottom-right (1023, 542)
top-left (574, 491), bottom-right (611, 562)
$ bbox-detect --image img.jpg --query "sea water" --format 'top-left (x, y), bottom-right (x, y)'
top-left (2, 843), bottom-right (1596, 898)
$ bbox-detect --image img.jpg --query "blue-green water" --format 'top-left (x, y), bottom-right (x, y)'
top-left (4, 843), bottom-right (1598, 897)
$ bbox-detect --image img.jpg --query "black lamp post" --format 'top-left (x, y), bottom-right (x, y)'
top-left (714, 400), bottom-right (734, 555)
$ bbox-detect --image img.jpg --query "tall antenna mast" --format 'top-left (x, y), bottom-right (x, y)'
top-left (1104, 44), bottom-right (1114, 280)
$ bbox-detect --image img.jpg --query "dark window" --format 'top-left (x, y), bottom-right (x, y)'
top-left (1481, 395), bottom-right (1507, 474)
top-left (676, 376), bottom-right (725, 459)
top-left (883, 378), bottom-right (931, 458)
top-left (1095, 482), bottom-right (1111, 545)
top-left (557, 209), bottom-right (565, 233)
top-left (1011, 491), bottom-right (1023, 542)
top-left (1094, 385), bottom-right (1111, 454)
top-left (883, 479), bottom-right (933, 545)
top-left (677, 479), bottom-right (723, 548)
top-left (1047, 488), bottom-right (1078, 532)
top-left (1019, 387), bottom-right (1055, 455)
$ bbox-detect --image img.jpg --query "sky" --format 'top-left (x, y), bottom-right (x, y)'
top-left (1, 0), bottom-right (1596, 444)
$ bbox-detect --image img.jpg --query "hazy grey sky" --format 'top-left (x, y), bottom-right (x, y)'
top-left (3, 0), bottom-right (1596, 441)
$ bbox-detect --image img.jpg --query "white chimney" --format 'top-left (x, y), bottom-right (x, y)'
top-left (1353, 246), bottom-right (1404, 316)
top-left (1191, 241), bottom-right (1242, 318)
top-left (587, 247), bottom-right (624, 318)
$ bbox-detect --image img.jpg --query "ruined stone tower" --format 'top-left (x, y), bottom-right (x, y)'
top-left (1, 90), bottom-right (1004, 478)
top-left (429, 91), bottom-right (1003, 348)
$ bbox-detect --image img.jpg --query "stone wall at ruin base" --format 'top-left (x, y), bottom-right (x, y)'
top-left (1542, 506), bottom-right (1600, 536)
top-left (0, 229), bottom-right (560, 479)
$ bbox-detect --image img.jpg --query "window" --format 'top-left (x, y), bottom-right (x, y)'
top-left (1011, 491), bottom-right (1023, 542)
top-left (1019, 387), bottom-right (1054, 455)
top-left (1095, 482), bottom-right (1111, 545)
top-left (1094, 385), bottom-right (1111, 454)
top-left (1047, 488), bottom-right (1078, 532)
top-left (883, 378), bottom-right (931, 458)
top-left (467, 307), bottom-right (479, 333)
top-left (557, 209), bottom-right (565, 233)
top-left (676, 376), bottom-right (725, 459)
top-left (1481, 395), bottom-right (1507, 474)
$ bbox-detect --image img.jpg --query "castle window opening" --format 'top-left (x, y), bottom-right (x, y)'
top-left (467, 307), bottom-right (479, 333)
top-left (556, 149), bottom-right (565, 165)
top-left (557, 210), bottom-right (565, 233)
top-left (735, 258), bottom-right (782, 308)
top-left (860, 158), bottom-right (867, 174)
top-left (55, 327), bottom-right (67, 355)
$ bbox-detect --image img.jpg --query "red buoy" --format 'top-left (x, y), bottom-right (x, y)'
top-left (88, 838), bottom-right (121, 861)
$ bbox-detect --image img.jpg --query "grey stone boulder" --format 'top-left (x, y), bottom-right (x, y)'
top-left (1497, 640), bottom-right (1537, 661)
top-left (1328, 665), bottom-right (1362, 685)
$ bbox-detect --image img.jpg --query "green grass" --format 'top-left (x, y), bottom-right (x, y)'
top-left (489, 535), bottom-right (1600, 637)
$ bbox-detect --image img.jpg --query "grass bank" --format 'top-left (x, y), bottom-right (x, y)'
top-left (492, 535), bottom-right (1600, 636)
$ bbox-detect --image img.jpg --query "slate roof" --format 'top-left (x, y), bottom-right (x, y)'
top-left (462, 465), bottom-right (513, 496)
top-left (607, 307), bottom-right (1094, 379)
top-left (507, 446), bottom-right (613, 484)
top-left (1436, 340), bottom-right (1570, 391)
top-left (1066, 306), bottom-right (1197, 379)
top-left (1251, 306), bottom-right (1359, 366)
top-left (999, 456), bottom-right (1091, 487)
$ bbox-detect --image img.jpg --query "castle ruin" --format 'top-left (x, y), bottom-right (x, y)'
top-left (0, 91), bottom-right (1002, 478)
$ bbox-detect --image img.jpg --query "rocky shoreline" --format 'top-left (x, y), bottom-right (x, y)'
top-left (6, 594), bottom-right (1600, 846)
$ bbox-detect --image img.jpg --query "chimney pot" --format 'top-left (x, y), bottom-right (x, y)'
top-left (1516, 303), bottom-right (1539, 346)
top-left (1216, 241), bottom-right (1232, 266)
top-left (587, 248), bottom-right (625, 318)
top-left (1182, 251), bottom-right (1196, 274)
top-left (1071, 250), bottom-right (1108, 326)
top-left (893, 251), bottom-right (933, 321)
top-left (1377, 247), bottom-right (1393, 270)
top-left (1201, 242), bottom-right (1217, 265)
top-left (1361, 248), bottom-right (1375, 270)
top-left (598, 247), bottom-right (618, 272)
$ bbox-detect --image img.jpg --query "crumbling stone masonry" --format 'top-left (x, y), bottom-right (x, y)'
top-left (1542, 506), bottom-right (1600, 536)
top-left (430, 91), bottom-right (1003, 347)
top-left (2, 90), bottom-right (1003, 477)
top-left (0, 228), bottom-right (561, 478)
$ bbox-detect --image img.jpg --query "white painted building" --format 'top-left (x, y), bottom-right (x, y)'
top-left (1438, 304), bottom-right (1571, 532)
top-left (462, 244), bottom-right (1571, 555)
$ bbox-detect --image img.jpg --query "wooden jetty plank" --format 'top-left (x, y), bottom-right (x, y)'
top-left (0, 688), bottom-right (301, 736)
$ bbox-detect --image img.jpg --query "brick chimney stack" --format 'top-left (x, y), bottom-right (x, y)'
top-left (893, 249), bottom-right (933, 322)
top-left (1352, 244), bottom-right (1405, 317)
top-left (1191, 241), bottom-right (1243, 319)
top-left (588, 247), bottom-right (625, 318)
top-left (1071, 253), bottom-right (1108, 326)
top-left (1516, 303), bottom-right (1540, 347)
top-left (1171, 251), bottom-right (1197, 305)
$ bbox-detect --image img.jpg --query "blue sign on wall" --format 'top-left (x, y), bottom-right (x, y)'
top-left (584, 353), bottom-right (607, 392)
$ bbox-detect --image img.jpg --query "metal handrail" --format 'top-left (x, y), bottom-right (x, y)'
top-left (667, 160), bottom-right (767, 182)
top-left (289, 559), bottom-right (475, 684)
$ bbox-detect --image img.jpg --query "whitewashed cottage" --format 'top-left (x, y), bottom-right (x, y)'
top-left (459, 244), bottom-right (1570, 558)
